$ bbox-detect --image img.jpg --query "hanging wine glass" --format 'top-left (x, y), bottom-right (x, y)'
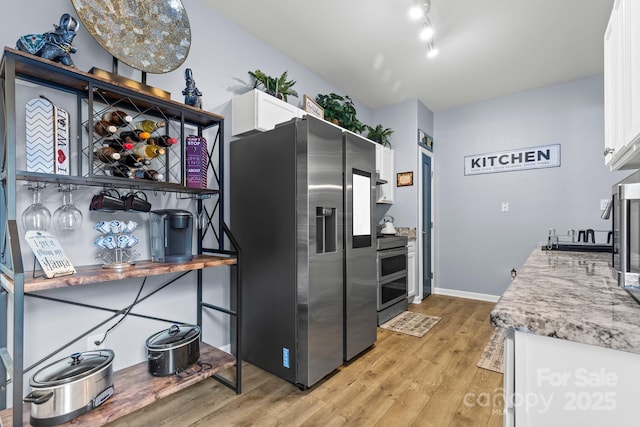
top-left (21, 183), bottom-right (52, 231)
top-left (53, 184), bottom-right (83, 231)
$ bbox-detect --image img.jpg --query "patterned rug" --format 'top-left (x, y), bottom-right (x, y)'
top-left (379, 311), bottom-right (441, 337)
top-left (477, 327), bottom-right (507, 373)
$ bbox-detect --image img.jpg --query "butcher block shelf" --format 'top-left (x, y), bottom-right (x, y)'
top-left (0, 255), bottom-right (237, 294)
top-left (0, 343), bottom-right (236, 426)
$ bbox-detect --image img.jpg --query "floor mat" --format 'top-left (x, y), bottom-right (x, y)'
top-left (477, 327), bottom-right (506, 373)
top-left (379, 311), bottom-right (441, 337)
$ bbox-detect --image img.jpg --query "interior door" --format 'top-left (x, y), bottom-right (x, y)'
top-left (422, 152), bottom-right (432, 299)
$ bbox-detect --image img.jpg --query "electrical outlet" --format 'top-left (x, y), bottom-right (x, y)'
top-left (86, 333), bottom-right (103, 351)
top-left (501, 202), bottom-right (509, 213)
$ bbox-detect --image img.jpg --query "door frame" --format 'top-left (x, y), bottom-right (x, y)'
top-left (417, 146), bottom-right (434, 302)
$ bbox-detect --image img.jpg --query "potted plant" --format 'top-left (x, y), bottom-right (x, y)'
top-left (315, 93), bottom-right (366, 134)
top-left (248, 69), bottom-right (298, 102)
top-left (366, 124), bottom-right (394, 147)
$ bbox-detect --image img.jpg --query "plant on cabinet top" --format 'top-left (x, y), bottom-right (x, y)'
top-left (365, 124), bottom-right (394, 148)
top-left (248, 69), bottom-right (299, 102)
top-left (315, 92), bottom-right (365, 134)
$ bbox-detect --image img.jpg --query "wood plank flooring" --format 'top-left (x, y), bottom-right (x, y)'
top-left (106, 295), bottom-right (503, 427)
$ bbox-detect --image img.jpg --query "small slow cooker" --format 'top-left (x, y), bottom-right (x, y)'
top-left (146, 324), bottom-right (200, 376)
top-left (24, 349), bottom-right (115, 426)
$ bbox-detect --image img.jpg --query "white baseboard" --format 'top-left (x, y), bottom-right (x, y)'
top-left (433, 287), bottom-right (501, 303)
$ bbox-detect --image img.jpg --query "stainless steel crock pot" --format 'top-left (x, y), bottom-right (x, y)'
top-left (146, 324), bottom-right (200, 376)
top-left (24, 349), bottom-right (115, 426)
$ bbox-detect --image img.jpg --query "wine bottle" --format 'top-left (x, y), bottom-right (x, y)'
top-left (133, 142), bottom-right (165, 159)
top-left (109, 164), bottom-right (133, 178)
top-left (134, 120), bottom-right (166, 133)
top-left (94, 146), bottom-right (121, 163)
top-left (148, 135), bottom-right (178, 148)
top-left (133, 168), bottom-right (164, 181)
top-left (119, 130), bottom-right (151, 143)
top-left (92, 120), bottom-right (118, 137)
top-left (121, 154), bottom-right (152, 167)
top-left (105, 138), bottom-right (134, 152)
top-left (103, 110), bottom-right (132, 127)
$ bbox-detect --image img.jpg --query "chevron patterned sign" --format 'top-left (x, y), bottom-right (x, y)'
top-left (25, 97), bottom-right (55, 173)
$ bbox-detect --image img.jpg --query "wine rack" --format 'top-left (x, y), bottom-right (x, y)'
top-left (0, 47), bottom-right (242, 427)
top-left (84, 91), bottom-right (185, 185)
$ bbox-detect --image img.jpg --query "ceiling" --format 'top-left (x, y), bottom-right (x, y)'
top-left (203, 0), bottom-right (614, 112)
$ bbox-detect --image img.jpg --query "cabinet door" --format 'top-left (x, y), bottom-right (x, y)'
top-left (604, 0), bottom-right (623, 165)
top-left (624, 0), bottom-right (640, 146)
top-left (377, 147), bottom-right (394, 204)
top-left (407, 241), bottom-right (416, 299)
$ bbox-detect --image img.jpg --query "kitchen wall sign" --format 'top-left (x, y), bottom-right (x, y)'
top-left (464, 144), bottom-right (561, 176)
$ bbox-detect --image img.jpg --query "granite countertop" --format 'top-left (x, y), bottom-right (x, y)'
top-left (490, 248), bottom-right (640, 355)
top-left (395, 227), bottom-right (416, 240)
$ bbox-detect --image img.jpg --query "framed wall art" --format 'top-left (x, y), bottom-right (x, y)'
top-left (397, 171), bottom-right (414, 187)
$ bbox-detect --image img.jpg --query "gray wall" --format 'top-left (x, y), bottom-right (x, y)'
top-left (433, 75), bottom-right (628, 297)
top-left (373, 99), bottom-right (434, 293)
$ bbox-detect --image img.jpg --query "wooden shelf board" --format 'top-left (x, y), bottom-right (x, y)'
top-left (1, 47), bottom-right (224, 128)
top-left (1, 255), bottom-right (237, 294)
top-left (0, 343), bottom-right (236, 426)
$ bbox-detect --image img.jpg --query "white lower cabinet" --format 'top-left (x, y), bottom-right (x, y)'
top-left (504, 331), bottom-right (640, 426)
top-left (407, 240), bottom-right (416, 300)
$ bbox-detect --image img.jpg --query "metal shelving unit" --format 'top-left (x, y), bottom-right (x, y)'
top-left (0, 47), bottom-right (241, 426)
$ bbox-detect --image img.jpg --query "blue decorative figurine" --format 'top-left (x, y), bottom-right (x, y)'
top-left (183, 68), bottom-right (202, 109)
top-left (16, 13), bottom-right (80, 68)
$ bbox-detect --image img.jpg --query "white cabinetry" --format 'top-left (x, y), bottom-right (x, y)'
top-left (504, 331), bottom-right (640, 426)
top-left (407, 240), bottom-right (416, 300)
top-left (376, 145), bottom-right (394, 204)
top-left (231, 89), bottom-right (305, 136)
top-left (604, 0), bottom-right (640, 170)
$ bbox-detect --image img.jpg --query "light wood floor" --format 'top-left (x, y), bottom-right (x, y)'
top-left (107, 295), bottom-right (504, 427)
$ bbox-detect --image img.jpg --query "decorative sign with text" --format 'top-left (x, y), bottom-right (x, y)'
top-left (25, 231), bottom-right (75, 278)
top-left (464, 144), bottom-right (561, 176)
top-left (303, 95), bottom-right (324, 120)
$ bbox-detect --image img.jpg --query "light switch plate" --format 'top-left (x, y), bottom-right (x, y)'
top-left (501, 202), bottom-right (509, 212)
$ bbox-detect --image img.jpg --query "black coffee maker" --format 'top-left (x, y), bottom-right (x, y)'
top-left (150, 210), bottom-right (193, 263)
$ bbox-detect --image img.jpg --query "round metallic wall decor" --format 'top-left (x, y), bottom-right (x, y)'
top-left (71, 0), bottom-right (191, 74)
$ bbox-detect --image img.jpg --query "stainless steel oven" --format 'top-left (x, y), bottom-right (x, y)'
top-left (612, 170), bottom-right (640, 304)
top-left (376, 236), bottom-right (408, 324)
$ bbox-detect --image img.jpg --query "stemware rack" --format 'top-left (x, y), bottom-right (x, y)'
top-left (0, 47), bottom-right (242, 426)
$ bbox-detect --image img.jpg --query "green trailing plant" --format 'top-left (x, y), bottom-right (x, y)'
top-left (366, 124), bottom-right (394, 147)
top-left (315, 93), bottom-right (366, 134)
top-left (248, 69), bottom-right (298, 102)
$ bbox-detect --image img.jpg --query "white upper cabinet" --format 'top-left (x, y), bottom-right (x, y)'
top-left (231, 89), bottom-right (305, 137)
top-left (376, 145), bottom-right (394, 204)
top-left (605, 0), bottom-right (640, 170)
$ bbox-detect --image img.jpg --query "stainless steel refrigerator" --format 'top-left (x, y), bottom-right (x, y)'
top-left (230, 116), bottom-right (377, 389)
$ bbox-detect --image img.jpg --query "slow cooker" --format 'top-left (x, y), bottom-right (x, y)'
top-left (146, 324), bottom-right (200, 376)
top-left (24, 349), bottom-right (115, 426)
